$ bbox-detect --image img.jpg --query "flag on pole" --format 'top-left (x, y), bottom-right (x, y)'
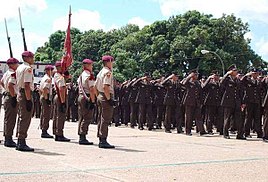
top-left (61, 6), bottom-right (72, 73)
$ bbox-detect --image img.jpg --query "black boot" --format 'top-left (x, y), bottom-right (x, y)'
top-left (4, 136), bottom-right (17, 148)
top-left (79, 135), bottom-right (93, 145)
top-left (41, 130), bottom-right (53, 138)
top-left (16, 139), bottom-right (34, 152)
top-left (55, 135), bottom-right (70, 142)
top-left (98, 138), bottom-right (115, 149)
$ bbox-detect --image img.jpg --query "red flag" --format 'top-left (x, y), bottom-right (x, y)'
top-left (61, 6), bottom-right (72, 73)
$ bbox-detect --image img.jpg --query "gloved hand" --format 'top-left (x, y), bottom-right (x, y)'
top-left (11, 96), bottom-right (17, 108)
top-left (26, 100), bottom-right (33, 112)
top-left (59, 103), bottom-right (66, 113)
top-left (46, 99), bottom-right (51, 105)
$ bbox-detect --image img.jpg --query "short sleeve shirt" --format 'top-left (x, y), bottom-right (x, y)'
top-left (16, 62), bottom-right (34, 90)
top-left (54, 72), bottom-right (66, 88)
top-left (79, 70), bottom-right (95, 94)
top-left (95, 67), bottom-right (114, 94)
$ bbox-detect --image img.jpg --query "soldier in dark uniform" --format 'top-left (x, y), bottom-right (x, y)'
top-left (220, 65), bottom-right (246, 139)
top-left (113, 79), bottom-right (121, 126)
top-left (67, 83), bottom-right (78, 122)
top-left (32, 83), bottom-right (41, 118)
top-left (262, 75), bottom-right (268, 142)
top-left (133, 74), bottom-right (154, 130)
top-left (175, 77), bottom-right (184, 133)
top-left (128, 78), bottom-right (139, 128)
top-left (162, 74), bottom-right (177, 133)
top-left (120, 80), bottom-right (131, 126)
top-left (153, 78), bottom-right (166, 129)
top-left (202, 71), bottom-right (222, 135)
top-left (241, 68), bottom-right (263, 138)
top-left (181, 69), bottom-right (207, 136)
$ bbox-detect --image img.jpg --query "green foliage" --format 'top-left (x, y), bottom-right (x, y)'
top-left (35, 11), bottom-right (266, 82)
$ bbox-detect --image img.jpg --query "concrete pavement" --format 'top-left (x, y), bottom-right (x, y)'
top-left (0, 108), bottom-right (268, 182)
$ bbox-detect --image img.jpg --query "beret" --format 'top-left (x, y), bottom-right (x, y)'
top-left (22, 51), bottom-right (34, 57)
top-left (7, 58), bottom-right (19, 64)
top-left (82, 59), bottom-right (94, 64)
top-left (55, 61), bottom-right (62, 67)
top-left (45, 65), bottom-right (54, 70)
top-left (102, 55), bottom-right (114, 62)
top-left (189, 69), bottom-right (198, 74)
top-left (227, 64), bottom-right (237, 71)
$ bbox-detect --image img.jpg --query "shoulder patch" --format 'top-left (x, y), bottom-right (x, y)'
top-left (27, 68), bottom-right (33, 73)
top-left (47, 79), bottom-right (52, 83)
top-left (106, 72), bottom-right (111, 78)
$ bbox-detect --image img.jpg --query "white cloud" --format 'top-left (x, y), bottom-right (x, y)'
top-left (0, 0), bottom-right (47, 22)
top-left (128, 17), bottom-right (150, 28)
top-left (157, 0), bottom-right (268, 23)
top-left (53, 9), bottom-right (105, 32)
top-left (256, 38), bottom-right (268, 58)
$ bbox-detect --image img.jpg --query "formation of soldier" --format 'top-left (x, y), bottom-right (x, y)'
top-left (1, 51), bottom-right (268, 152)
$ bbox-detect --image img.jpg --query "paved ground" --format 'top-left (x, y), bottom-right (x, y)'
top-left (0, 109), bottom-right (268, 182)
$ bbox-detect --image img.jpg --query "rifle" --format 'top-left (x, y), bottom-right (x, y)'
top-left (18, 7), bottom-right (27, 51)
top-left (4, 18), bottom-right (13, 58)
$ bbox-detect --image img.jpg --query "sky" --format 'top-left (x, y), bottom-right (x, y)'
top-left (0, 0), bottom-right (268, 63)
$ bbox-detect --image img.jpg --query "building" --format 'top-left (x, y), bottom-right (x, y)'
top-left (0, 61), bottom-right (53, 84)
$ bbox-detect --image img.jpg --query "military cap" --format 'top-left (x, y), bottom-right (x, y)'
top-left (44, 65), bottom-right (54, 70)
top-left (22, 51), bottom-right (34, 58)
top-left (189, 69), bottom-right (198, 74)
top-left (7, 58), bottom-right (19, 64)
top-left (211, 70), bottom-right (219, 75)
top-left (82, 59), bottom-right (94, 64)
top-left (102, 55), bottom-right (114, 62)
top-left (55, 61), bottom-right (62, 67)
top-left (227, 64), bottom-right (237, 71)
top-left (250, 68), bottom-right (258, 73)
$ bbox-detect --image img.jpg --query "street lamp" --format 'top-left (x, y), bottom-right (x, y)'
top-left (201, 50), bottom-right (225, 76)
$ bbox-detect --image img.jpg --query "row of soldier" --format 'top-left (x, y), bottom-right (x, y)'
top-left (1, 52), bottom-right (116, 151)
top-left (1, 52), bottom-right (268, 152)
top-left (114, 66), bottom-right (268, 142)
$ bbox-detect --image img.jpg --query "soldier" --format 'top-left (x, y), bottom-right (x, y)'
top-left (128, 78), bottom-right (139, 128)
top-left (241, 68), bottom-right (263, 138)
top-left (95, 55), bottom-right (115, 148)
top-left (39, 65), bottom-right (54, 138)
top-left (220, 65), bottom-right (246, 140)
top-left (67, 83), bottom-right (78, 122)
top-left (162, 74), bottom-right (177, 133)
top-left (153, 78), bottom-right (166, 129)
top-left (16, 51), bottom-right (35, 151)
top-left (202, 70), bottom-right (222, 135)
top-left (181, 69), bottom-right (207, 136)
top-left (262, 75), bottom-right (268, 142)
top-left (120, 80), bottom-right (131, 126)
top-left (175, 77), bottom-right (184, 133)
top-left (1, 58), bottom-right (19, 147)
top-left (113, 79), bottom-right (121, 126)
top-left (53, 61), bottom-right (70, 142)
top-left (133, 74), bottom-right (154, 130)
top-left (77, 59), bottom-right (96, 145)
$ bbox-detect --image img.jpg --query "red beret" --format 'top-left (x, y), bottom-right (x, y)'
top-left (102, 55), bottom-right (114, 62)
top-left (22, 51), bottom-right (34, 57)
top-left (82, 59), bottom-right (94, 64)
top-left (55, 61), bottom-right (61, 67)
top-left (45, 65), bottom-right (54, 70)
top-left (7, 58), bottom-right (19, 64)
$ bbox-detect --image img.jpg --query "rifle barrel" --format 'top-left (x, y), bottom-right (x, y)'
top-left (19, 7), bottom-right (27, 51)
top-left (4, 18), bottom-right (13, 58)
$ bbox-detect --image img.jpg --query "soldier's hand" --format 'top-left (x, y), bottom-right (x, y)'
top-left (26, 100), bottom-right (33, 112)
top-left (46, 99), bottom-right (52, 105)
top-left (11, 96), bottom-right (17, 108)
top-left (59, 103), bottom-right (66, 113)
top-left (227, 70), bottom-right (233, 75)
top-left (245, 72), bottom-right (252, 76)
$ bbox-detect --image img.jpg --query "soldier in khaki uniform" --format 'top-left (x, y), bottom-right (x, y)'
top-left (77, 59), bottom-right (96, 145)
top-left (95, 55), bottom-right (115, 148)
top-left (39, 65), bottom-right (54, 138)
top-left (1, 58), bottom-right (19, 147)
top-left (16, 51), bottom-right (35, 151)
top-left (53, 61), bottom-right (70, 142)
